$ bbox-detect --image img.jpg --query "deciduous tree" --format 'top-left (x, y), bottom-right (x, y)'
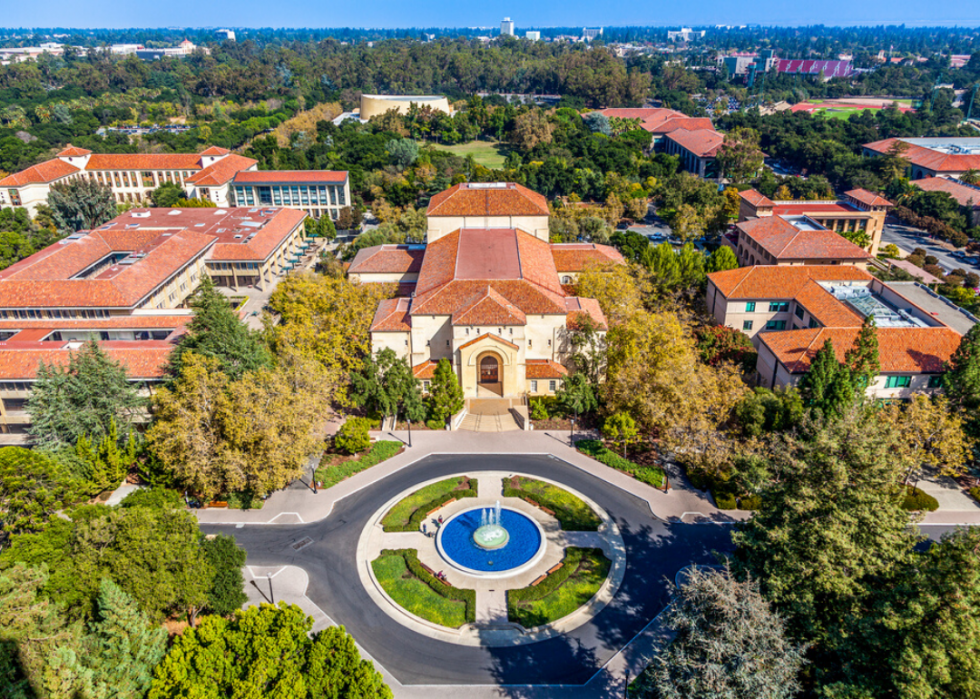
top-left (715, 127), bottom-right (765, 184)
top-left (47, 178), bottom-right (116, 233)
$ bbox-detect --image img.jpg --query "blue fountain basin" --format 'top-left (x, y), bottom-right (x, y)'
top-left (437, 507), bottom-right (544, 575)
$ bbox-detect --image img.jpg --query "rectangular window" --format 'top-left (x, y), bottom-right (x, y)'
top-left (928, 375), bottom-right (942, 388)
top-left (549, 380), bottom-right (557, 392)
top-left (745, 302), bottom-right (756, 312)
top-left (885, 376), bottom-right (912, 389)
top-left (764, 320), bottom-right (786, 331)
top-left (809, 318), bottom-right (820, 329)
top-left (743, 320), bottom-right (753, 331)
top-left (794, 305), bottom-right (805, 320)
top-left (768, 302), bottom-right (789, 313)
top-left (530, 380), bottom-right (538, 392)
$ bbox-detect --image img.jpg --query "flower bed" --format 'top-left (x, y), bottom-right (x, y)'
top-left (381, 477), bottom-right (477, 532)
top-left (577, 439), bottom-right (666, 489)
top-left (373, 549), bottom-right (475, 627)
top-left (502, 476), bottom-right (601, 531)
top-left (507, 547), bottom-right (611, 628)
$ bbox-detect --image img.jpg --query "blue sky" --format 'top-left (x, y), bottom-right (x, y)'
top-left (1, 0), bottom-right (977, 29)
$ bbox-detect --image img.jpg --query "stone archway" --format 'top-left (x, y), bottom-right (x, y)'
top-left (476, 351), bottom-right (503, 397)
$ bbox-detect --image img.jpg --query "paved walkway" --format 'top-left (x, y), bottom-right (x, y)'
top-left (195, 430), bottom-right (746, 526)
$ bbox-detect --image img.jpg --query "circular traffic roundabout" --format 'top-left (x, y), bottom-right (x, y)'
top-left (203, 453), bottom-right (736, 686)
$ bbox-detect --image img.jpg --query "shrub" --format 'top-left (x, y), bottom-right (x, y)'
top-left (530, 399), bottom-right (550, 421)
top-left (382, 476), bottom-right (478, 532)
top-left (969, 486), bottom-right (980, 503)
top-left (577, 439), bottom-right (665, 488)
top-left (334, 417), bottom-right (372, 455)
top-left (316, 440), bottom-right (402, 489)
top-left (379, 549), bottom-right (476, 623)
top-left (715, 493), bottom-right (737, 510)
top-left (120, 487), bottom-right (184, 510)
top-left (425, 418), bottom-right (445, 431)
top-left (509, 548), bottom-right (589, 605)
top-left (900, 485), bottom-right (939, 512)
top-left (502, 476), bottom-right (602, 531)
top-left (201, 534), bottom-right (248, 614)
top-left (737, 494), bottom-right (762, 511)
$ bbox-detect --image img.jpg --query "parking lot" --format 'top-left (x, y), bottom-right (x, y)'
top-left (881, 221), bottom-right (979, 275)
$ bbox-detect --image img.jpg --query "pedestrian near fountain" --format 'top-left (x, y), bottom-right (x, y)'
top-left (422, 523), bottom-right (427, 536)
top-left (438, 515), bottom-right (444, 525)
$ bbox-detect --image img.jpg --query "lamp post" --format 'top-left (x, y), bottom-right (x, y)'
top-left (267, 573), bottom-right (274, 603)
top-left (570, 417), bottom-right (576, 446)
top-left (311, 461), bottom-right (318, 495)
top-left (407, 416), bottom-right (412, 448)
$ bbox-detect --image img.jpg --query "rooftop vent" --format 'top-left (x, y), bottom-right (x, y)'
top-left (131, 211), bottom-right (151, 218)
top-left (214, 209), bottom-right (228, 215)
top-left (167, 210), bottom-right (182, 215)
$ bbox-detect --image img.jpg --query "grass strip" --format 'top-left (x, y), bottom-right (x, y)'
top-left (502, 476), bottom-right (601, 531)
top-left (373, 549), bottom-right (475, 626)
top-left (507, 547), bottom-right (611, 628)
top-left (577, 439), bottom-right (666, 488)
top-left (382, 476), bottom-right (477, 532)
top-left (314, 440), bottom-right (402, 489)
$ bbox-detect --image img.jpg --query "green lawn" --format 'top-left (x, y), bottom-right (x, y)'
top-left (372, 553), bottom-right (471, 628)
top-left (508, 548), bottom-right (611, 628)
top-left (381, 476), bottom-right (477, 532)
top-left (816, 107), bottom-right (863, 120)
top-left (314, 440), bottom-right (403, 489)
top-left (502, 476), bottom-right (602, 531)
top-left (576, 439), bottom-right (666, 489)
top-left (434, 140), bottom-right (510, 169)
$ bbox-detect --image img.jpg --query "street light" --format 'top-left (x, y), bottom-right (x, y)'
top-left (570, 417), bottom-right (576, 445)
top-left (311, 462), bottom-right (318, 495)
top-left (267, 573), bottom-right (274, 603)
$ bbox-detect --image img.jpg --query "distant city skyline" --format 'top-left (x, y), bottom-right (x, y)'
top-left (1, 0), bottom-right (979, 31)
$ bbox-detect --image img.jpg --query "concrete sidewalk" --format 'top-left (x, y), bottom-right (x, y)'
top-left (195, 429), bottom-right (747, 526)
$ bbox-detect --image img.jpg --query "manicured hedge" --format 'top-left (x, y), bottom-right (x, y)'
top-left (577, 439), bottom-right (665, 488)
top-left (407, 489), bottom-right (476, 530)
top-left (315, 440), bottom-right (402, 489)
top-left (507, 547), bottom-right (611, 627)
top-left (714, 493), bottom-right (737, 510)
top-left (378, 549), bottom-right (476, 623)
top-left (502, 476), bottom-right (601, 531)
top-left (381, 476), bottom-right (478, 532)
top-left (508, 548), bottom-right (587, 604)
top-left (901, 485), bottom-right (940, 512)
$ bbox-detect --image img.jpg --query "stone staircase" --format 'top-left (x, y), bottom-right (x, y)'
top-left (459, 398), bottom-right (524, 432)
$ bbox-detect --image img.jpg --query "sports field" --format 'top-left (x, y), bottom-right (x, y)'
top-left (792, 98), bottom-right (916, 119)
top-left (434, 140), bottom-right (510, 169)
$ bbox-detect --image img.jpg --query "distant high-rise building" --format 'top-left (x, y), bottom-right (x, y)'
top-left (501, 18), bottom-right (515, 36)
top-left (214, 29), bottom-right (236, 42)
top-left (582, 27), bottom-right (603, 42)
top-left (525, 31), bottom-right (540, 41)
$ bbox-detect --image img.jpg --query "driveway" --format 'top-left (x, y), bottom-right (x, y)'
top-left (881, 221), bottom-right (976, 275)
top-left (202, 453), bottom-right (735, 688)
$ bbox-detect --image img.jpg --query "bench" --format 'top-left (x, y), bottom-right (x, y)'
top-left (426, 497), bottom-right (455, 517)
top-left (530, 574), bottom-right (548, 587)
top-left (547, 563), bottom-right (564, 575)
top-left (419, 561), bottom-right (452, 586)
top-left (208, 501), bottom-right (229, 509)
top-left (522, 496), bottom-right (555, 517)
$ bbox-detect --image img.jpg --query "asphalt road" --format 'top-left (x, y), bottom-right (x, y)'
top-left (880, 221), bottom-right (977, 275)
top-left (202, 454), bottom-right (735, 687)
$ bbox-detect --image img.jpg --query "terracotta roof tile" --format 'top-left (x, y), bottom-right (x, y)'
top-left (565, 297), bottom-right (608, 331)
top-left (412, 360), bottom-right (439, 379)
top-left (665, 128), bottom-right (725, 158)
top-left (708, 265), bottom-right (873, 299)
top-left (185, 154), bottom-right (257, 186)
top-left (737, 216), bottom-right (870, 261)
top-left (57, 145), bottom-right (92, 157)
top-left (85, 153), bottom-right (205, 171)
top-left (526, 359), bottom-right (569, 379)
top-left (845, 188), bottom-right (893, 207)
top-left (0, 342), bottom-right (173, 380)
top-left (550, 243), bottom-right (625, 272)
top-left (792, 281), bottom-right (864, 326)
top-left (911, 178), bottom-right (980, 209)
top-left (0, 159), bottom-right (80, 186)
top-left (370, 297), bottom-right (412, 332)
top-left (348, 245), bottom-right (425, 275)
top-left (426, 183), bottom-right (549, 217)
top-left (738, 189), bottom-right (775, 207)
top-left (232, 170), bottom-right (348, 184)
top-left (864, 138), bottom-right (980, 173)
top-left (452, 286), bottom-right (527, 326)
top-left (199, 146), bottom-right (230, 156)
top-left (760, 327), bottom-right (962, 374)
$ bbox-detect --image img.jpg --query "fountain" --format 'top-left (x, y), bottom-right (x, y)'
top-left (472, 501), bottom-right (510, 550)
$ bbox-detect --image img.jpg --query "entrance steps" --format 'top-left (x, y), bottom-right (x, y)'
top-left (459, 399), bottom-right (524, 432)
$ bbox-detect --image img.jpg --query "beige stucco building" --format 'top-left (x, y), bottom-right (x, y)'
top-left (349, 182), bottom-right (624, 400)
top-left (360, 94), bottom-right (451, 120)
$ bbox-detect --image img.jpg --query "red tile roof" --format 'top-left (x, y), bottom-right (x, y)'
top-left (369, 297), bottom-right (413, 332)
top-left (199, 146), bottom-right (230, 156)
top-left (760, 327), bottom-right (961, 374)
top-left (770, 202), bottom-right (859, 215)
top-left (550, 243), bottom-right (625, 272)
top-left (85, 153), bottom-right (205, 171)
top-left (426, 183), bottom-right (549, 217)
top-left (232, 170), bottom-right (348, 184)
top-left (565, 297), bottom-right (608, 331)
top-left (412, 360), bottom-right (439, 379)
top-left (596, 108), bottom-right (712, 135)
top-left (792, 281), bottom-right (864, 326)
top-left (526, 359), bottom-right (569, 379)
top-left (452, 286), bottom-right (527, 326)
top-left (184, 154), bottom-right (257, 186)
top-left (739, 189), bottom-right (775, 207)
top-left (348, 245), bottom-right (425, 275)
top-left (864, 138), bottom-right (980, 173)
top-left (665, 128), bottom-right (725, 158)
top-left (0, 159), bottom-right (80, 186)
top-left (736, 216), bottom-right (870, 261)
top-left (0, 342), bottom-right (173, 380)
top-left (708, 265), bottom-right (873, 299)
top-left (57, 145), bottom-right (92, 157)
top-left (911, 177), bottom-right (980, 209)
top-left (845, 188), bottom-right (893, 208)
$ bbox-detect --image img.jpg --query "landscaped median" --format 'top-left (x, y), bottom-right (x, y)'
top-left (371, 549), bottom-right (476, 628)
top-left (381, 476), bottom-right (478, 532)
top-left (314, 440), bottom-right (403, 489)
top-left (576, 439), bottom-right (666, 489)
top-left (502, 476), bottom-right (602, 531)
top-left (507, 547), bottom-right (611, 628)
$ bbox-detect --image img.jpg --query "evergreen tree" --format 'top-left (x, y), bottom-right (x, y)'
top-left (350, 347), bottom-right (424, 422)
top-left (27, 341), bottom-right (145, 449)
top-left (82, 579), bottom-right (167, 699)
top-left (75, 419), bottom-right (137, 494)
top-left (798, 338), bottom-right (857, 418)
top-left (148, 182), bottom-right (185, 208)
top-left (845, 314), bottom-right (880, 391)
top-left (47, 178), bottom-right (117, 234)
top-left (943, 324), bottom-right (980, 435)
top-left (167, 276), bottom-right (273, 382)
top-left (201, 534), bottom-right (248, 615)
top-left (427, 358), bottom-right (464, 424)
top-left (706, 245), bottom-right (739, 273)
top-left (556, 372), bottom-right (598, 418)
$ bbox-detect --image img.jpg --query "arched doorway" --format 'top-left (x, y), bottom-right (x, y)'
top-left (477, 352), bottom-right (503, 396)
